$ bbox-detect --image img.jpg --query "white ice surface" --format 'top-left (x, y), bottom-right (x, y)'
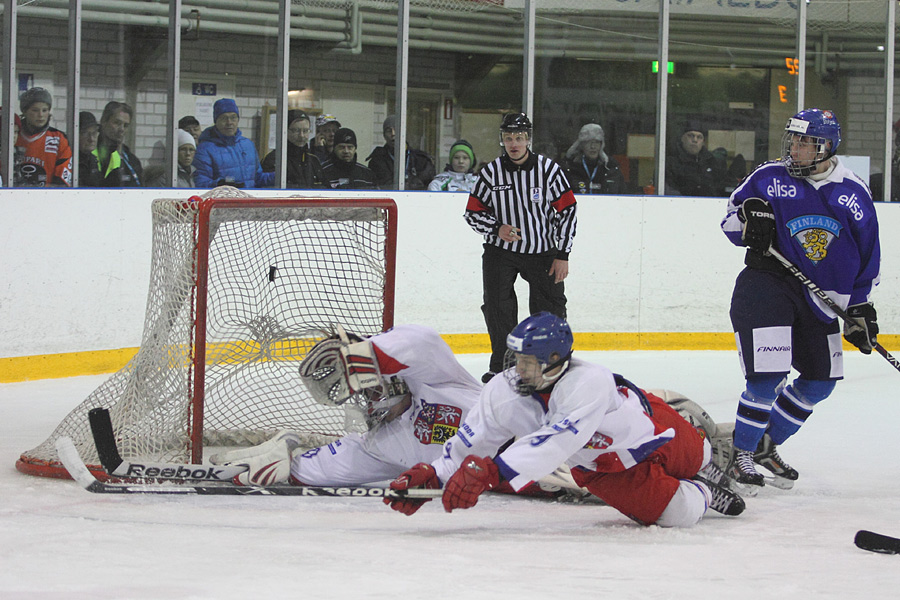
top-left (2, 351), bottom-right (899, 599)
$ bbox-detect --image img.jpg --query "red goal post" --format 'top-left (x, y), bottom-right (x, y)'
top-left (16, 192), bottom-right (398, 479)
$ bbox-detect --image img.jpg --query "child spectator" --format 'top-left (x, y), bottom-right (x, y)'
top-left (14, 87), bottom-right (72, 187)
top-left (428, 139), bottom-right (478, 192)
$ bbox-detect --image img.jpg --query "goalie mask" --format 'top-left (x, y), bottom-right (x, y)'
top-left (299, 327), bottom-right (410, 430)
top-left (503, 312), bottom-right (573, 396)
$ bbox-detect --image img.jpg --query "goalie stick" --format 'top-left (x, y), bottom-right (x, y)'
top-left (55, 436), bottom-right (442, 498)
top-left (88, 407), bottom-right (247, 482)
top-left (767, 247), bottom-right (900, 374)
top-left (89, 406), bottom-right (595, 501)
top-left (854, 530), bottom-right (900, 555)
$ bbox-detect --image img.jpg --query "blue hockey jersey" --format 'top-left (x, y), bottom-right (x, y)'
top-left (721, 158), bottom-right (880, 322)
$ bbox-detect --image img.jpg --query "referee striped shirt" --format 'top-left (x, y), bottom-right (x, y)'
top-left (464, 151), bottom-right (577, 257)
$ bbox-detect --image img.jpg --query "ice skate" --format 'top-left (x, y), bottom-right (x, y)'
top-left (754, 433), bottom-right (798, 490)
top-left (728, 448), bottom-right (765, 495)
top-left (693, 470), bottom-right (745, 516)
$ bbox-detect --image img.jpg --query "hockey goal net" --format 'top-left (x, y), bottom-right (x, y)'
top-left (16, 190), bottom-right (397, 479)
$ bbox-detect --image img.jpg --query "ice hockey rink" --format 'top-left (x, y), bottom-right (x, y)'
top-left (2, 349), bottom-right (898, 599)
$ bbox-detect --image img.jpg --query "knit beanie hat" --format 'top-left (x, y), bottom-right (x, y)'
top-left (176, 128), bottom-right (196, 149)
top-left (288, 109), bottom-right (310, 127)
top-left (213, 98), bottom-right (239, 122)
top-left (681, 119), bottom-right (705, 136)
top-left (565, 123), bottom-right (608, 163)
top-left (178, 115), bottom-right (200, 129)
top-left (449, 139), bottom-right (476, 166)
top-left (20, 87), bottom-right (52, 112)
top-left (383, 115), bottom-right (397, 133)
top-left (333, 127), bottom-right (357, 147)
top-left (79, 111), bottom-right (99, 130)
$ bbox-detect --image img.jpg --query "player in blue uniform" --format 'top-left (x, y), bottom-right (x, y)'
top-left (721, 108), bottom-right (881, 490)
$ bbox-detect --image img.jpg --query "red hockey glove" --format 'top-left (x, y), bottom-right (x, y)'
top-left (384, 463), bottom-right (440, 516)
top-left (442, 455), bottom-right (500, 513)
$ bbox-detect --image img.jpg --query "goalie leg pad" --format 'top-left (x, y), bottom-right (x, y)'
top-left (650, 389), bottom-right (718, 440)
top-left (216, 430), bottom-right (302, 486)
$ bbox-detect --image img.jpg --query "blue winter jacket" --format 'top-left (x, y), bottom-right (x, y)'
top-left (193, 126), bottom-right (274, 189)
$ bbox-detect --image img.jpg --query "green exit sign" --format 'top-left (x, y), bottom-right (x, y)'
top-left (652, 61), bottom-right (674, 74)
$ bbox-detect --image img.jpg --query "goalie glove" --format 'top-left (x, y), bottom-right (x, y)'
top-left (384, 463), bottom-right (440, 516)
top-left (737, 197), bottom-right (776, 254)
top-left (844, 303), bottom-right (878, 354)
top-left (442, 455), bottom-right (500, 513)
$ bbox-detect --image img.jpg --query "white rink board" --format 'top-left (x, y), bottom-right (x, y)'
top-left (0, 188), bottom-right (898, 358)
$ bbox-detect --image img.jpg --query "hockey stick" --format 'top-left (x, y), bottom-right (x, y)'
top-left (767, 247), bottom-right (900, 373)
top-left (55, 436), bottom-right (442, 498)
top-left (86, 407), bottom-right (595, 502)
top-left (88, 407), bottom-right (247, 482)
top-left (854, 530), bottom-right (900, 555)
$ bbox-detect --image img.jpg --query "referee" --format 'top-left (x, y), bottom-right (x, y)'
top-left (464, 113), bottom-right (577, 382)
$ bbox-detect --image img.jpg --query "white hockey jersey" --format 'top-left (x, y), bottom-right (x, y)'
top-left (292, 324), bottom-right (481, 485)
top-left (431, 358), bottom-right (675, 491)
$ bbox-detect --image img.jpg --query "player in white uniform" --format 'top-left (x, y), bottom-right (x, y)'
top-left (217, 324), bottom-right (480, 486)
top-left (386, 313), bottom-right (745, 526)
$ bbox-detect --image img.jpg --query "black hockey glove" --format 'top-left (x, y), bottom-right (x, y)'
top-left (737, 198), bottom-right (776, 254)
top-left (844, 303), bottom-right (878, 355)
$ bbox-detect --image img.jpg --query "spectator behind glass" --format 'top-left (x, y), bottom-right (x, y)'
top-left (366, 115), bottom-right (436, 190)
top-left (321, 127), bottom-right (375, 189)
top-left (193, 98), bottom-right (274, 189)
top-left (428, 139), bottom-right (478, 192)
top-left (562, 123), bottom-right (625, 195)
top-left (95, 101), bottom-right (143, 187)
top-left (665, 119), bottom-right (726, 197)
top-left (14, 87), bottom-right (73, 187)
top-left (147, 129), bottom-right (197, 188)
top-left (869, 118), bottom-right (900, 202)
top-left (78, 111), bottom-right (103, 187)
top-left (309, 114), bottom-right (340, 164)
top-left (178, 115), bottom-right (201, 145)
top-left (261, 109), bottom-right (325, 189)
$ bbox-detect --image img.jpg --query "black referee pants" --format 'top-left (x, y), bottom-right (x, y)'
top-left (481, 244), bottom-right (567, 373)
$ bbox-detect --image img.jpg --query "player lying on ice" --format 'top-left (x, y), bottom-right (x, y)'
top-left (384, 312), bottom-right (746, 526)
top-left (214, 323), bottom-right (569, 498)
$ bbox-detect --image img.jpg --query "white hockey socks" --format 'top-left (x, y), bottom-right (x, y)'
top-left (656, 479), bottom-right (709, 528)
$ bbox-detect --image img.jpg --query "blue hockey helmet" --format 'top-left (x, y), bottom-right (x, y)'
top-left (781, 108), bottom-right (841, 177)
top-left (506, 312), bottom-right (573, 363)
top-left (504, 312), bottom-right (573, 394)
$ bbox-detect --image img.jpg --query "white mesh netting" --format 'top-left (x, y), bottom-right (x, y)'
top-left (17, 189), bottom-right (396, 478)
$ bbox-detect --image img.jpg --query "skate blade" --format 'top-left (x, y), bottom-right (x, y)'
top-left (728, 479), bottom-right (762, 497)
top-left (763, 475), bottom-right (795, 490)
